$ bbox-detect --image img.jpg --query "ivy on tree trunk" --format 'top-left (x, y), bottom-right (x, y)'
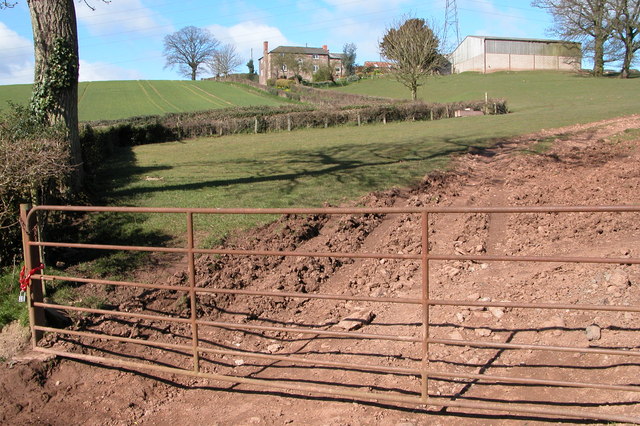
top-left (27, 0), bottom-right (83, 190)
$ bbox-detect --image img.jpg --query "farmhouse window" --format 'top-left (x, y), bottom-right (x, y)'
top-left (313, 65), bottom-right (319, 72)
top-left (313, 54), bottom-right (319, 59)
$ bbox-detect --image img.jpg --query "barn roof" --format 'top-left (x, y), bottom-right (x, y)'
top-left (461, 35), bottom-right (580, 46)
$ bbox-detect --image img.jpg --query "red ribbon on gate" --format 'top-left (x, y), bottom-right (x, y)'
top-left (19, 263), bottom-right (44, 292)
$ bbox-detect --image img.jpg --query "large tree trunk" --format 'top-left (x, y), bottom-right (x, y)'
top-left (620, 34), bottom-right (634, 78)
top-left (617, 5), bottom-right (639, 79)
top-left (27, 0), bottom-right (83, 190)
top-left (593, 30), bottom-right (606, 77)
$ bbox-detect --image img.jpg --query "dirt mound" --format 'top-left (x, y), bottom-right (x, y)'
top-left (2, 114), bottom-right (640, 424)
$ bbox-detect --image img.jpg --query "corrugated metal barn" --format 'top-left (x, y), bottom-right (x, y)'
top-left (450, 36), bottom-right (582, 74)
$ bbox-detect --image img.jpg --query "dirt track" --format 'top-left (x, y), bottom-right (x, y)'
top-left (2, 115), bottom-right (640, 425)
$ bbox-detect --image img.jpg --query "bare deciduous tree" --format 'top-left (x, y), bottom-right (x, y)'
top-left (532, 0), bottom-right (615, 76)
top-left (163, 26), bottom-right (219, 80)
top-left (610, 0), bottom-right (640, 78)
top-left (379, 18), bottom-right (443, 101)
top-left (208, 43), bottom-right (243, 77)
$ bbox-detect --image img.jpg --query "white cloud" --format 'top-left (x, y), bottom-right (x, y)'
top-left (79, 60), bottom-right (144, 82)
top-left (207, 22), bottom-right (292, 61)
top-left (0, 22), bottom-right (34, 85)
top-left (76, 0), bottom-right (172, 37)
top-left (0, 23), bottom-right (143, 84)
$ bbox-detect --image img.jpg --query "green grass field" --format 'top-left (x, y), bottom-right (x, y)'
top-left (337, 71), bottom-right (640, 128)
top-left (0, 80), bottom-right (288, 122)
top-left (93, 71), bottom-right (639, 244)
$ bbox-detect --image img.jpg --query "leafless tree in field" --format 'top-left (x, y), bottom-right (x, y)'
top-left (379, 17), bottom-right (443, 101)
top-left (163, 26), bottom-right (219, 80)
top-left (208, 43), bottom-right (243, 77)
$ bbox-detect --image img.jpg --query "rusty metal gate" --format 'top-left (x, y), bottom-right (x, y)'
top-left (19, 204), bottom-right (640, 423)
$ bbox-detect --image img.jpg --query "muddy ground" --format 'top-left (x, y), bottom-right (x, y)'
top-left (2, 115), bottom-right (640, 425)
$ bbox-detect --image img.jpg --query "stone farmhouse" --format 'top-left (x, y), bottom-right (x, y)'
top-left (259, 41), bottom-right (345, 84)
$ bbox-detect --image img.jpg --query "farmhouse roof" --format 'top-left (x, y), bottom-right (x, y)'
top-left (271, 46), bottom-right (329, 55)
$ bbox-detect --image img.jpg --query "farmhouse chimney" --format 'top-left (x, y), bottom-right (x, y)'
top-left (322, 44), bottom-right (328, 51)
top-left (260, 41), bottom-right (270, 85)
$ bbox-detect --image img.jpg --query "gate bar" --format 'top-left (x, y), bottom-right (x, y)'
top-left (186, 212), bottom-right (200, 372)
top-left (37, 273), bottom-right (640, 312)
top-left (31, 347), bottom-right (640, 424)
top-left (421, 211), bottom-right (430, 401)
top-left (35, 299), bottom-right (640, 358)
top-left (34, 326), bottom-right (640, 394)
top-left (430, 337), bottom-right (640, 357)
top-left (33, 301), bottom-right (421, 343)
top-left (29, 240), bottom-right (640, 264)
top-left (24, 204), bottom-right (640, 215)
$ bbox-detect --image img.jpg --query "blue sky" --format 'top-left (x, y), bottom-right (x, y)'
top-left (0, 0), bottom-right (557, 85)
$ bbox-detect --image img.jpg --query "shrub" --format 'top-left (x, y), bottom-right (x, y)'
top-left (0, 104), bottom-right (72, 267)
top-left (275, 79), bottom-right (293, 90)
top-left (313, 66), bottom-right (334, 83)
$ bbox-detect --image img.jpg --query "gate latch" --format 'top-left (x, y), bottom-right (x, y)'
top-left (18, 263), bottom-right (44, 303)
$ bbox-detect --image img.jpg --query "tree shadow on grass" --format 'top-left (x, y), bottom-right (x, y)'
top-left (104, 135), bottom-right (499, 201)
top-left (46, 146), bottom-right (175, 273)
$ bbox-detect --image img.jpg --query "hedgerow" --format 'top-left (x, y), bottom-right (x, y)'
top-left (79, 98), bottom-right (507, 176)
top-left (0, 104), bottom-right (72, 266)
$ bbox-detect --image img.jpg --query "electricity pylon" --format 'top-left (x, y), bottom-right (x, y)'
top-left (443, 0), bottom-right (461, 53)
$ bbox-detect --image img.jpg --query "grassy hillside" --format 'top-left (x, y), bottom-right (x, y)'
top-left (0, 80), bottom-right (288, 122)
top-left (96, 71), bottom-right (640, 242)
top-left (335, 71), bottom-right (640, 129)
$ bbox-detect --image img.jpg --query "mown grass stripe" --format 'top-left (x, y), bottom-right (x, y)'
top-left (184, 83), bottom-right (235, 107)
top-left (78, 82), bottom-right (89, 105)
top-left (145, 80), bottom-right (182, 112)
top-left (137, 80), bottom-right (168, 114)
